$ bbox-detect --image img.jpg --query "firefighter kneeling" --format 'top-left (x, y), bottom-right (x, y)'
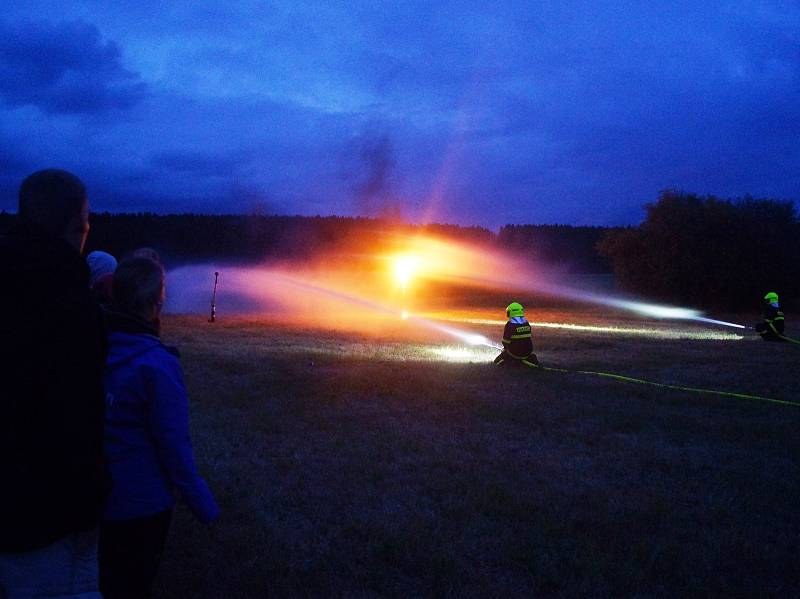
top-left (755, 291), bottom-right (785, 342)
top-left (494, 302), bottom-right (539, 368)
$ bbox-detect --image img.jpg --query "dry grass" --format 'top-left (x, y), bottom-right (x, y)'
top-left (153, 311), bottom-right (799, 598)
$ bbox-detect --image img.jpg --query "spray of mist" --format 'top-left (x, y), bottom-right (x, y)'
top-left (505, 281), bottom-right (745, 329)
top-left (165, 263), bottom-right (502, 353)
top-left (379, 234), bottom-right (746, 329)
top-left (165, 232), bottom-right (746, 359)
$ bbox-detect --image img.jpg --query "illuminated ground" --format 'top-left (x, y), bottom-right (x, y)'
top-left (155, 308), bottom-right (799, 597)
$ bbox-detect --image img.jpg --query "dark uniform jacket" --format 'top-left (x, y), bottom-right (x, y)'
top-left (502, 316), bottom-right (533, 359)
top-left (758, 303), bottom-right (785, 340)
top-left (0, 220), bottom-right (108, 552)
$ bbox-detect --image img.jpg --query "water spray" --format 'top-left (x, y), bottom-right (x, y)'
top-left (258, 270), bottom-right (504, 353)
top-left (208, 271), bottom-right (219, 323)
top-left (410, 317), bottom-right (502, 351)
top-left (433, 315), bottom-right (744, 341)
top-left (166, 263), bottom-right (797, 405)
top-left (576, 293), bottom-right (746, 329)
top-left (448, 274), bottom-right (747, 330)
top-left (379, 235), bottom-right (747, 330)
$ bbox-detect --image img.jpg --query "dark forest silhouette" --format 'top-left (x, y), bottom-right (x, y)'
top-left (599, 190), bottom-right (800, 310)
top-left (2, 190), bottom-right (796, 309)
top-left (0, 211), bottom-right (611, 272)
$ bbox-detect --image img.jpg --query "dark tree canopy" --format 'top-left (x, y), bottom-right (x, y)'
top-left (598, 190), bottom-right (800, 310)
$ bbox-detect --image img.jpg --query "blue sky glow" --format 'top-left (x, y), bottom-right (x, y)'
top-left (1, 1), bottom-right (798, 227)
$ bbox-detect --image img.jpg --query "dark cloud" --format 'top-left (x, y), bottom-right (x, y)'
top-left (339, 130), bottom-right (406, 219)
top-left (0, 20), bottom-right (146, 114)
top-left (0, 3), bottom-right (797, 226)
top-left (356, 134), bottom-right (394, 202)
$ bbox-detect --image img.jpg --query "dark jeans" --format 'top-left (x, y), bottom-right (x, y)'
top-left (99, 509), bottom-right (172, 599)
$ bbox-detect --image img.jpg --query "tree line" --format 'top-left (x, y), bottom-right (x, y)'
top-left (2, 190), bottom-right (797, 309)
top-left (0, 211), bottom-right (611, 273)
top-left (598, 190), bottom-right (799, 310)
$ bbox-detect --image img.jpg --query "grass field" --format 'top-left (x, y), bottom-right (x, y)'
top-left (154, 308), bottom-right (799, 598)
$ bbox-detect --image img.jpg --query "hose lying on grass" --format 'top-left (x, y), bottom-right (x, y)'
top-left (530, 363), bottom-right (800, 408)
top-left (776, 332), bottom-right (800, 345)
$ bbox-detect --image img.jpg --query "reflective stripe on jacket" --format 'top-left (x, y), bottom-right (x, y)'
top-left (763, 304), bottom-right (785, 335)
top-left (502, 317), bottom-right (533, 359)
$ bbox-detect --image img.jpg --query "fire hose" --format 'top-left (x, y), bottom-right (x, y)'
top-left (764, 321), bottom-right (800, 345)
top-left (527, 363), bottom-right (800, 408)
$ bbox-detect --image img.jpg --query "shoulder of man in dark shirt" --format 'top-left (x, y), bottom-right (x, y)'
top-left (0, 226), bottom-right (109, 552)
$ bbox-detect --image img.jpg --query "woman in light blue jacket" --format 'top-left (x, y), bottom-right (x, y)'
top-left (99, 256), bottom-right (218, 599)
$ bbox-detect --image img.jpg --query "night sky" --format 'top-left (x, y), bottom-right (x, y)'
top-left (1, 1), bottom-right (798, 227)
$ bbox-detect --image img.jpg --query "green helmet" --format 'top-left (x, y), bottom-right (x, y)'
top-left (506, 302), bottom-right (524, 318)
top-left (764, 292), bottom-right (779, 304)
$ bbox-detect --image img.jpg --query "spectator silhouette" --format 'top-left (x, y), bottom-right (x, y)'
top-left (87, 250), bottom-right (117, 306)
top-left (0, 169), bottom-right (108, 597)
top-left (131, 246), bottom-right (161, 263)
top-left (99, 256), bottom-right (218, 599)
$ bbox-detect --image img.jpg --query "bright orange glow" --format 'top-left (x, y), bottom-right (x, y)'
top-left (166, 232), bottom-right (530, 331)
top-left (393, 254), bottom-right (419, 290)
top-left (381, 235), bottom-right (517, 292)
top-left (164, 228), bottom-right (744, 348)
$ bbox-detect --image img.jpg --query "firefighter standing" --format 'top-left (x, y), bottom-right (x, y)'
top-left (755, 291), bottom-right (785, 341)
top-left (494, 302), bottom-right (539, 367)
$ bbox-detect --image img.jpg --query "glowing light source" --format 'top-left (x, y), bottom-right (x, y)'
top-left (167, 234), bottom-right (747, 340)
top-left (393, 254), bottom-right (419, 289)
